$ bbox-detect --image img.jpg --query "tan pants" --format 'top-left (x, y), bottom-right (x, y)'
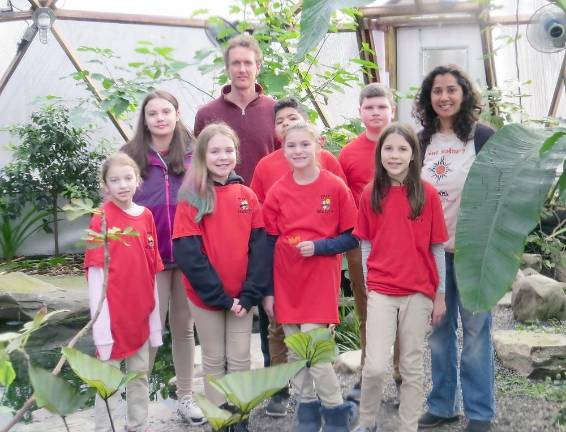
top-left (148, 269), bottom-right (195, 398)
top-left (188, 298), bottom-right (253, 406)
top-left (283, 323), bottom-right (343, 407)
top-left (359, 292), bottom-right (432, 432)
top-left (268, 320), bottom-right (288, 366)
top-left (348, 247), bottom-right (401, 379)
top-left (94, 342), bottom-right (149, 432)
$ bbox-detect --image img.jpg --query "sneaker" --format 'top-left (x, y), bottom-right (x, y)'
top-left (177, 394), bottom-right (207, 425)
top-left (353, 424), bottom-right (377, 432)
top-left (265, 392), bottom-right (289, 417)
top-left (464, 420), bottom-right (492, 432)
top-left (418, 412), bottom-right (459, 429)
top-left (227, 420), bottom-right (249, 432)
top-left (345, 378), bottom-right (362, 404)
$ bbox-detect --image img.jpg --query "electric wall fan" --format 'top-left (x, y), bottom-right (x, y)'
top-left (526, 2), bottom-right (566, 53)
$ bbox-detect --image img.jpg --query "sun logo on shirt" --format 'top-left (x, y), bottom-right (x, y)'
top-left (238, 198), bottom-right (252, 214)
top-left (428, 156), bottom-right (452, 183)
top-left (147, 234), bottom-right (155, 249)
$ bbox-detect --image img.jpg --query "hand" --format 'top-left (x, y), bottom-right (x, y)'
top-left (230, 298), bottom-right (241, 314)
top-left (234, 306), bottom-right (248, 318)
top-left (431, 292), bottom-right (446, 325)
top-left (262, 295), bottom-right (275, 321)
top-left (296, 241), bottom-right (315, 257)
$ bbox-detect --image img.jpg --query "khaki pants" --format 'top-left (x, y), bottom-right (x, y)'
top-left (188, 299), bottom-right (253, 406)
top-left (148, 269), bottom-right (196, 398)
top-left (348, 247), bottom-right (401, 380)
top-left (359, 292), bottom-right (432, 432)
top-left (283, 323), bottom-right (343, 407)
top-left (267, 320), bottom-right (288, 366)
top-left (94, 342), bottom-right (149, 432)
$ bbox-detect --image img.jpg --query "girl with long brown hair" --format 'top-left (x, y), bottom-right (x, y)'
top-left (121, 90), bottom-right (205, 425)
top-left (353, 123), bottom-right (448, 432)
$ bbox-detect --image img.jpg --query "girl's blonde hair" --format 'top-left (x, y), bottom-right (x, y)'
top-left (101, 152), bottom-right (141, 185)
top-left (179, 123), bottom-right (239, 222)
top-left (282, 121), bottom-right (320, 144)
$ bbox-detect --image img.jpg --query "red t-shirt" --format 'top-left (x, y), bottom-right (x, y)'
top-left (84, 201), bottom-right (164, 360)
top-left (338, 133), bottom-right (378, 207)
top-left (172, 184), bottom-right (263, 310)
top-left (250, 148), bottom-right (346, 203)
top-left (263, 170), bottom-right (357, 324)
top-left (353, 181), bottom-right (448, 299)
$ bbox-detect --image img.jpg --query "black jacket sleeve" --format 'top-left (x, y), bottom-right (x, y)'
top-left (238, 228), bottom-right (270, 311)
top-left (173, 236), bottom-right (234, 310)
top-left (263, 234), bottom-right (278, 298)
top-left (313, 229), bottom-right (359, 256)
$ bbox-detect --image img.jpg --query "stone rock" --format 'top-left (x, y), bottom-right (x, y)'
top-left (556, 263), bottom-right (566, 283)
top-left (497, 291), bottom-right (512, 309)
top-left (511, 273), bottom-right (566, 322)
top-left (493, 330), bottom-right (566, 378)
top-left (521, 254), bottom-right (543, 272)
top-left (334, 349), bottom-right (361, 374)
top-left (0, 272), bottom-right (88, 321)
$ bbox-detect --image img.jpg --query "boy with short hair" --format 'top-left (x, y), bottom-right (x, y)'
top-left (338, 83), bottom-right (399, 403)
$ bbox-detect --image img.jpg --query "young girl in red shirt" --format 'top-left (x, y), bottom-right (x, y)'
top-left (85, 152), bottom-right (163, 432)
top-left (352, 124), bottom-right (448, 432)
top-left (263, 122), bottom-right (359, 432)
top-left (172, 123), bottom-right (269, 432)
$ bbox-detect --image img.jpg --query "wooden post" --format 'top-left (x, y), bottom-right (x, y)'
top-left (0, 27), bottom-right (37, 97)
top-left (548, 51), bottom-right (566, 117)
top-left (355, 16), bottom-right (379, 84)
top-left (384, 25), bottom-right (397, 90)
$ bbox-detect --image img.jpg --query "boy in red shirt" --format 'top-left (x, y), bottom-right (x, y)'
top-left (338, 83), bottom-right (398, 402)
top-left (250, 97), bottom-right (346, 417)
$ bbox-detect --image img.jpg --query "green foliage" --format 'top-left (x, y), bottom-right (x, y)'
top-left (0, 103), bottom-right (107, 255)
top-left (284, 327), bottom-right (338, 366)
top-left (74, 41), bottom-right (197, 120)
top-left (296, 0), bottom-right (374, 61)
top-left (322, 117), bottom-right (364, 156)
top-left (28, 365), bottom-right (91, 416)
top-left (62, 347), bottom-right (141, 400)
top-left (335, 299), bottom-right (360, 353)
top-left (0, 207), bottom-right (50, 261)
top-left (497, 370), bottom-right (566, 402)
top-left (455, 124), bottom-right (566, 311)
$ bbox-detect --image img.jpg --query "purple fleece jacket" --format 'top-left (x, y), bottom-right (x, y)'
top-left (194, 84), bottom-right (276, 184)
top-left (133, 150), bottom-right (190, 268)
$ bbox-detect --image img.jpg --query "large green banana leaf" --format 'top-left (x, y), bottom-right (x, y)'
top-left (62, 347), bottom-right (141, 399)
top-left (284, 327), bottom-right (338, 366)
top-left (455, 124), bottom-right (566, 311)
top-left (296, 0), bottom-right (374, 61)
top-left (29, 365), bottom-right (91, 416)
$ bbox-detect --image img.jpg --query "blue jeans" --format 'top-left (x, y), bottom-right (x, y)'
top-left (427, 253), bottom-right (495, 422)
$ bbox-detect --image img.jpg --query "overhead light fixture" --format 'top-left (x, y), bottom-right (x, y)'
top-left (0, 0), bottom-right (13, 13)
top-left (32, 7), bottom-right (55, 44)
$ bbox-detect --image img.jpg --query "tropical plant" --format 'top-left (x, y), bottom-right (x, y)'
top-left (455, 124), bottom-right (566, 311)
top-left (196, 327), bottom-right (337, 431)
top-left (1, 103), bottom-right (107, 255)
top-left (0, 206), bottom-right (50, 261)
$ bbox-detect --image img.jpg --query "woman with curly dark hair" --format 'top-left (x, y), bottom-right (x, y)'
top-left (413, 65), bottom-right (495, 432)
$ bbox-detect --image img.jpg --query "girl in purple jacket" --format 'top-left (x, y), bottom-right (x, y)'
top-left (122, 90), bottom-right (205, 425)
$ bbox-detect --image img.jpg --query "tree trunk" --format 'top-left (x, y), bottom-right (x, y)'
top-left (52, 195), bottom-right (59, 256)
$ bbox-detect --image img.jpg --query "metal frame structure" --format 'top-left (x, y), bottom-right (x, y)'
top-left (0, 0), bottom-right (564, 138)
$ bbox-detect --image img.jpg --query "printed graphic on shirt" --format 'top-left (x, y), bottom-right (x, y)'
top-left (428, 155), bottom-right (452, 183)
top-left (318, 195), bottom-right (332, 214)
top-left (147, 234), bottom-right (155, 249)
top-left (239, 197), bottom-right (251, 213)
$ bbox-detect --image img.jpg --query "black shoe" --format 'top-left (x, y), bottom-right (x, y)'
top-left (227, 420), bottom-right (249, 432)
top-left (265, 392), bottom-right (289, 417)
top-left (418, 412), bottom-right (459, 429)
top-left (465, 420), bottom-right (491, 432)
top-left (345, 378), bottom-right (362, 403)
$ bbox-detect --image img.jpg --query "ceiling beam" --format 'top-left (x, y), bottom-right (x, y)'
top-left (0, 10), bottom-right (32, 22)
top-left (361, 1), bottom-right (480, 18)
top-left (0, 27), bottom-right (37, 96)
top-left (53, 9), bottom-right (206, 28)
